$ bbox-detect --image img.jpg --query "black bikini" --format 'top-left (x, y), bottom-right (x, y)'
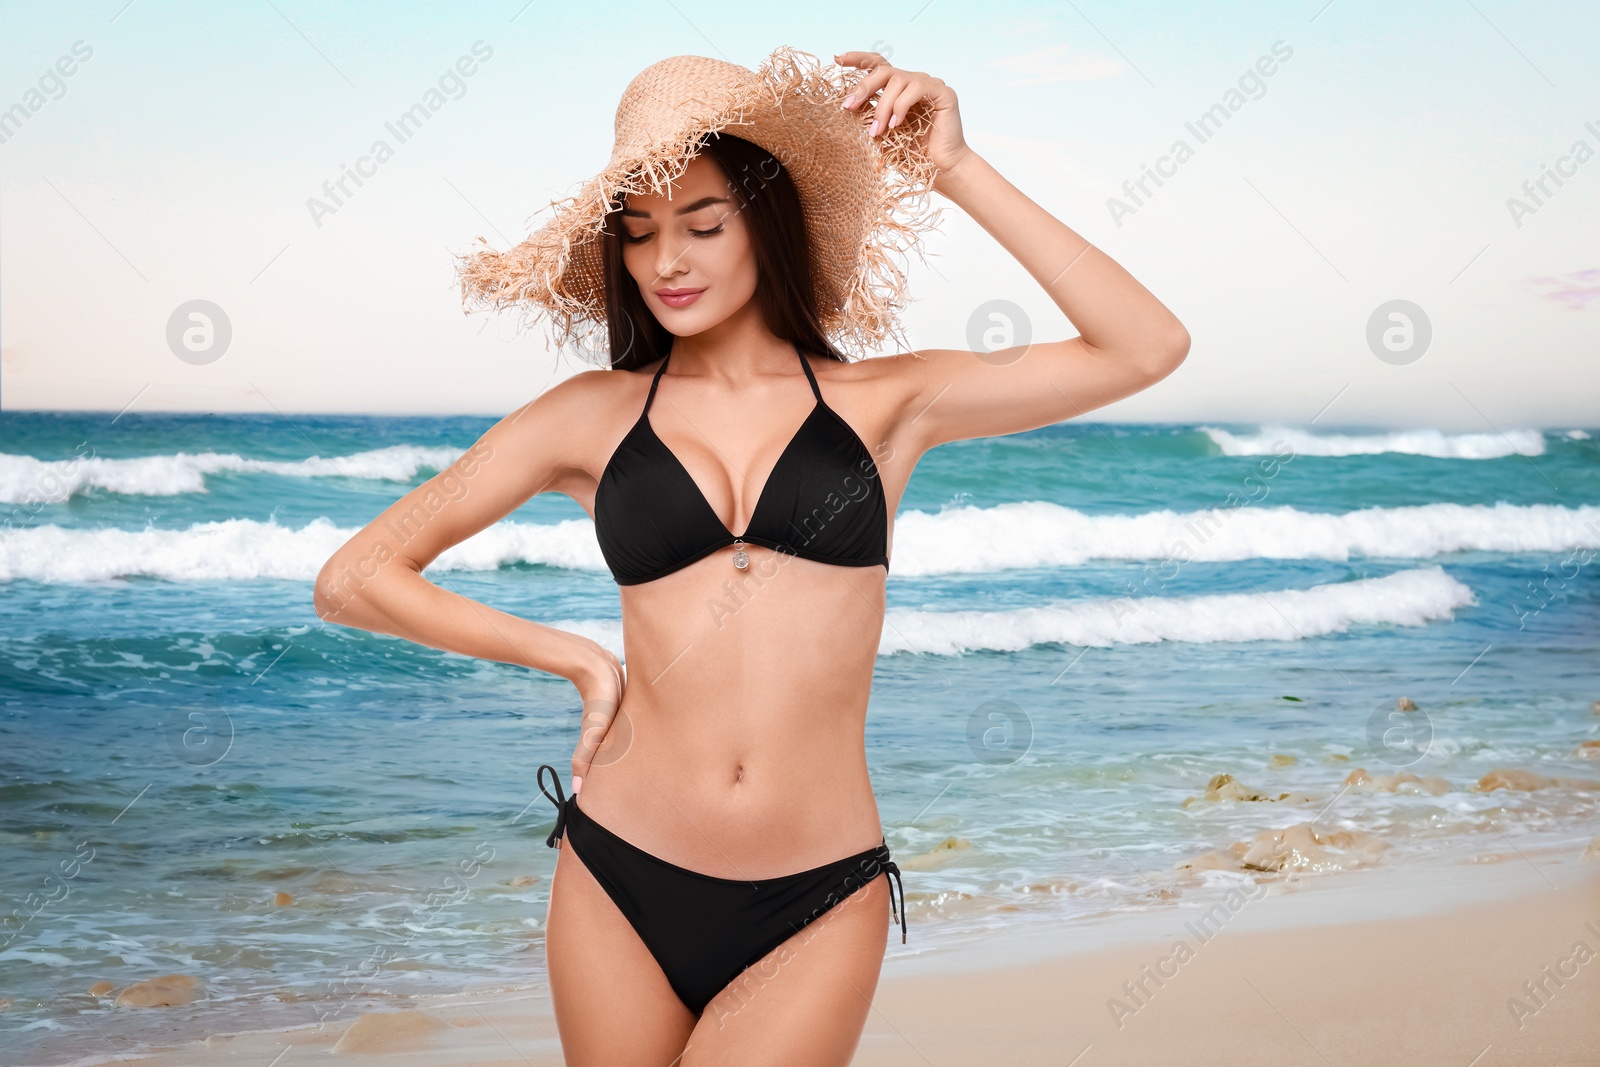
top-left (537, 767), bottom-right (905, 1015)
top-left (593, 341), bottom-right (890, 585)
top-left (536, 343), bottom-right (905, 1016)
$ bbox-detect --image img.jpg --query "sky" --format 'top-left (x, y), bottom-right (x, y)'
top-left (1, 0), bottom-right (1596, 428)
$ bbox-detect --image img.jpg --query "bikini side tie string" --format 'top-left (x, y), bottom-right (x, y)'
top-left (880, 848), bottom-right (907, 945)
top-left (537, 764), bottom-right (569, 849)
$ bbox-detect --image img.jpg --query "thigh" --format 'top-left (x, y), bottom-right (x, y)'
top-left (545, 841), bottom-right (697, 1065)
top-left (683, 871), bottom-right (894, 1067)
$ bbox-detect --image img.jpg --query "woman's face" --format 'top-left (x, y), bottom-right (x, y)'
top-left (618, 154), bottom-right (758, 337)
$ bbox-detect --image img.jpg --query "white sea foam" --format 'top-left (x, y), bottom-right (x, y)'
top-left (0, 516), bottom-right (603, 583)
top-left (1201, 426), bottom-right (1546, 459)
top-left (0, 446), bottom-right (465, 503)
top-left (3, 502), bottom-right (1596, 583)
top-left (888, 501), bottom-right (1600, 575)
top-left (2, 422), bottom-right (1566, 506)
top-left (873, 567), bottom-right (1476, 654)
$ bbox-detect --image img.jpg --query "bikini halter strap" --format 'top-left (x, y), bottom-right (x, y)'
top-left (792, 342), bottom-right (824, 403)
top-left (641, 353), bottom-right (672, 416)
top-left (642, 344), bottom-right (822, 415)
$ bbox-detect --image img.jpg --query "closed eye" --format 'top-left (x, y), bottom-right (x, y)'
top-left (621, 224), bottom-right (724, 245)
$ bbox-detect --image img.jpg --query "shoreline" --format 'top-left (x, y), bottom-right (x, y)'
top-left (856, 851), bottom-right (1600, 1066)
top-left (43, 847), bottom-right (1599, 1067)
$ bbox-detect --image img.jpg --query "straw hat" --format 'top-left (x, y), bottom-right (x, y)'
top-left (454, 45), bottom-right (945, 361)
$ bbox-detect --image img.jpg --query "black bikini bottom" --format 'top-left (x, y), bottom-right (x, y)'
top-left (536, 764), bottom-right (906, 1015)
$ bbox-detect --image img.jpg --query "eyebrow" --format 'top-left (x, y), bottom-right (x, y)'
top-left (620, 195), bottom-right (730, 219)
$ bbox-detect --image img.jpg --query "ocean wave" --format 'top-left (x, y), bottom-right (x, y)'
top-left (0, 446), bottom-right (466, 502)
top-left (544, 569), bottom-right (1474, 656)
top-left (873, 567), bottom-right (1475, 653)
top-left (889, 501), bottom-right (1600, 575)
top-left (0, 517), bottom-right (603, 583)
top-left (3, 502), bottom-right (1597, 583)
top-left (1201, 426), bottom-right (1546, 459)
top-left (2, 423), bottom-right (1569, 505)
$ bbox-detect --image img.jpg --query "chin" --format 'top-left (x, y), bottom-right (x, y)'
top-left (656, 303), bottom-right (727, 334)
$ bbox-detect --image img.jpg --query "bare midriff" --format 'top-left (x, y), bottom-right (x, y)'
top-left (575, 546), bottom-right (890, 880)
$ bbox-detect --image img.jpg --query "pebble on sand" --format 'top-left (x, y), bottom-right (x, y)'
top-left (1241, 825), bottom-right (1382, 870)
top-left (1179, 823), bottom-right (1387, 875)
top-left (899, 836), bottom-right (972, 872)
top-left (1342, 768), bottom-right (1451, 795)
top-left (1483, 768), bottom-right (1555, 791)
top-left (1182, 773), bottom-right (1312, 807)
top-left (332, 1009), bottom-right (453, 1053)
top-left (114, 974), bottom-right (203, 1008)
top-left (1478, 768), bottom-right (1600, 792)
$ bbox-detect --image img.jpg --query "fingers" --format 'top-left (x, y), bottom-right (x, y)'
top-left (835, 54), bottom-right (924, 139)
top-left (574, 696), bottom-right (618, 764)
top-left (570, 654), bottom-right (624, 795)
top-left (570, 718), bottom-right (602, 794)
top-left (844, 62), bottom-right (896, 116)
top-left (884, 80), bottom-right (924, 133)
top-left (833, 50), bottom-right (886, 70)
top-left (871, 74), bottom-right (916, 137)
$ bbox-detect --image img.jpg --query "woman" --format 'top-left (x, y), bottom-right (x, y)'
top-left (314, 46), bottom-right (1188, 1065)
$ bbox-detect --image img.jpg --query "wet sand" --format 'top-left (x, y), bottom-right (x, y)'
top-left (63, 851), bottom-right (1599, 1067)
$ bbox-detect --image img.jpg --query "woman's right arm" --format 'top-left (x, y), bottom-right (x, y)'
top-left (311, 370), bottom-right (621, 701)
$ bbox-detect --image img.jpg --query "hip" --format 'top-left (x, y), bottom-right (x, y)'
top-left (570, 719), bottom-right (886, 879)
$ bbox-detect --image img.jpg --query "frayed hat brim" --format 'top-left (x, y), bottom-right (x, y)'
top-left (453, 45), bottom-right (945, 362)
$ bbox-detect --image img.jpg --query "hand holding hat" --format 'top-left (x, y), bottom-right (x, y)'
top-left (833, 50), bottom-right (972, 184)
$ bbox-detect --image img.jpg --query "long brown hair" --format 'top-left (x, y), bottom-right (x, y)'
top-left (598, 131), bottom-right (849, 371)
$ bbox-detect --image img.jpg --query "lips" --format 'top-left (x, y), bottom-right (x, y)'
top-left (656, 287), bottom-right (706, 308)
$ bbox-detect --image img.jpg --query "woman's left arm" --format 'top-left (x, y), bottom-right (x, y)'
top-left (837, 51), bottom-right (1191, 452)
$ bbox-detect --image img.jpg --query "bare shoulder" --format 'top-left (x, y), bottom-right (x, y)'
top-left (482, 360), bottom-right (663, 485)
top-left (528, 360), bottom-right (658, 413)
top-left (834, 346), bottom-right (979, 389)
top-left (810, 348), bottom-right (930, 410)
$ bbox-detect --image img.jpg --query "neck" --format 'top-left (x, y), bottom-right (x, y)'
top-left (664, 302), bottom-right (798, 384)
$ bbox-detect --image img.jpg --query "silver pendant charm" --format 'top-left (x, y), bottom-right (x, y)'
top-left (732, 539), bottom-right (749, 570)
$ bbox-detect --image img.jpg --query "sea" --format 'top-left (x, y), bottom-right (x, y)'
top-left (2, 410), bottom-right (1597, 1064)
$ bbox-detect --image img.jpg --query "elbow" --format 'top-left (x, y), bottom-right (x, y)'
top-left (314, 548), bottom-right (416, 627)
top-left (1144, 326), bottom-right (1190, 381)
top-left (312, 553), bottom-right (357, 625)
top-left (1167, 324), bottom-right (1191, 365)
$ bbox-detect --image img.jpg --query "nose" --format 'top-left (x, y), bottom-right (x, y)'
top-left (652, 232), bottom-right (692, 284)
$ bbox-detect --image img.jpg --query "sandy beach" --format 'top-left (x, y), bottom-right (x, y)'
top-left (56, 850), bottom-right (1598, 1067)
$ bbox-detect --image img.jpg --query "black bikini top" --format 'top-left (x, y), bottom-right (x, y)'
top-left (594, 342), bottom-right (890, 586)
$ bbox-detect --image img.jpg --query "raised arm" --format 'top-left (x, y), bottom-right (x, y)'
top-left (836, 51), bottom-right (1190, 455)
top-left (312, 372), bottom-right (624, 747)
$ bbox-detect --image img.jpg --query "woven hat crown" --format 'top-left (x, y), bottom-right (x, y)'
top-left (454, 46), bottom-right (945, 361)
top-left (610, 56), bottom-right (757, 164)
